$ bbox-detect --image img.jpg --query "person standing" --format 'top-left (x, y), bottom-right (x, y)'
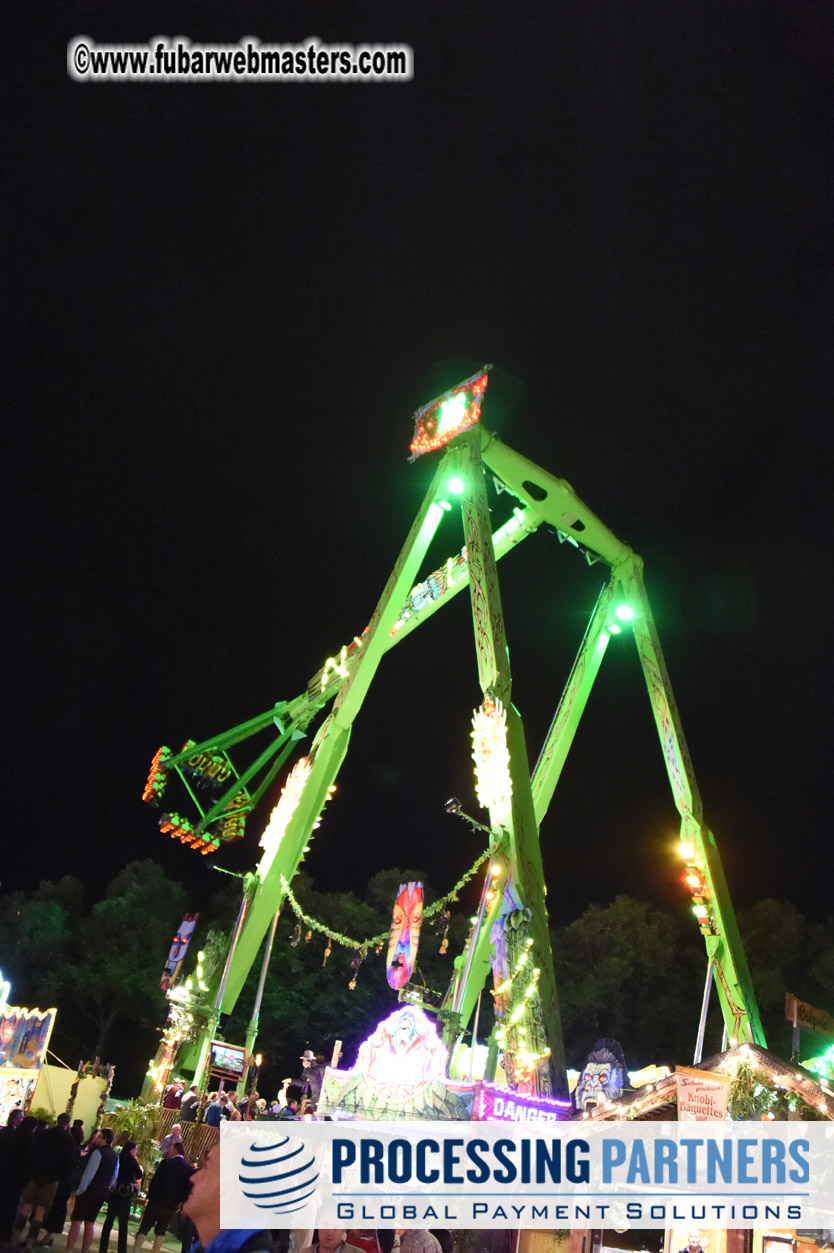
top-left (179, 1085), bottom-right (201, 1123)
top-left (301, 1231), bottom-right (364, 1253)
top-left (398, 1234), bottom-right (442, 1253)
top-left (162, 1079), bottom-right (184, 1110)
top-left (98, 1140), bottom-right (143, 1253)
top-left (297, 1052), bottom-right (326, 1106)
top-left (10, 1111), bottom-right (76, 1250)
top-left (275, 1086), bottom-right (303, 1120)
top-left (203, 1094), bottom-right (224, 1127)
top-left (65, 1128), bottom-right (119, 1253)
top-left (157, 1124), bottom-right (182, 1156)
top-left (678, 1232), bottom-right (707, 1253)
top-left (39, 1121), bottom-right (83, 1246)
top-left (132, 1139), bottom-right (194, 1253)
top-left (0, 1108), bottom-right (26, 1244)
top-left (347, 1232), bottom-right (382, 1253)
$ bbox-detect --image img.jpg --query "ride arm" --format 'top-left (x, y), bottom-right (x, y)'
top-left (217, 450), bottom-right (458, 1012)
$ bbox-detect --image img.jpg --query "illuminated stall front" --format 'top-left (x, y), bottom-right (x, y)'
top-left (0, 970), bottom-right (57, 1122)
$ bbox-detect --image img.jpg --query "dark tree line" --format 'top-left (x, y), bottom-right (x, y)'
top-left (1, 860), bottom-right (831, 1096)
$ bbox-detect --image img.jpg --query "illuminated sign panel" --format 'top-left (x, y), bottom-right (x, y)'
top-left (472, 1079), bottom-right (571, 1123)
top-left (409, 368), bottom-right (490, 458)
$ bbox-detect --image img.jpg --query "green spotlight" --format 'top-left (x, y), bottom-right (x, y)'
top-left (608, 623), bottom-right (622, 635)
top-left (615, 605), bottom-right (635, 622)
top-left (447, 475), bottom-right (465, 495)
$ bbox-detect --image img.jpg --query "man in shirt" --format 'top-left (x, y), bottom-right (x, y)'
top-left (275, 1085), bottom-right (303, 1120)
top-left (132, 1139), bottom-right (194, 1253)
top-left (157, 1123), bottom-right (183, 1155)
top-left (98, 1139), bottom-right (143, 1253)
top-left (301, 1231), bottom-right (364, 1253)
top-left (0, 1109), bottom-right (26, 1244)
top-left (204, 1094), bottom-right (228, 1127)
top-left (180, 1085), bottom-right (201, 1123)
top-left (66, 1128), bottom-right (119, 1253)
top-left (162, 1079), bottom-right (185, 1110)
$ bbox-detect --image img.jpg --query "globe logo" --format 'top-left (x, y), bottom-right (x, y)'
top-left (238, 1134), bottom-right (320, 1216)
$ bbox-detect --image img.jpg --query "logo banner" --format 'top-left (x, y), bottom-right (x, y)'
top-left (219, 1120), bottom-right (834, 1230)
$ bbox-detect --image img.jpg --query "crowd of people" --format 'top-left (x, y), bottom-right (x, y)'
top-left (159, 1048), bottom-right (327, 1124)
top-left (0, 1046), bottom-right (452, 1253)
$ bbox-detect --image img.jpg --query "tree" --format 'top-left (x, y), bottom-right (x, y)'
top-left (46, 860), bottom-right (187, 1066)
top-left (0, 876), bottom-right (83, 1004)
top-left (553, 895), bottom-right (705, 1068)
top-left (737, 899), bottom-right (834, 1057)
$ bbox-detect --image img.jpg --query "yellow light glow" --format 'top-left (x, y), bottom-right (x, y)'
top-left (679, 841), bottom-right (695, 859)
top-left (472, 697), bottom-right (513, 812)
top-left (259, 756), bottom-right (312, 862)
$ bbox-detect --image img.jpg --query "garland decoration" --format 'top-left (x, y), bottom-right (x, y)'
top-left (727, 1058), bottom-right (824, 1121)
top-left (279, 851), bottom-right (490, 955)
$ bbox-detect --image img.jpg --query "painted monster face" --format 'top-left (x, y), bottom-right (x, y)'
top-left (574, 1040), bottom-right (627, 1110)
top-left (386, 882), bottom-right (424, 989)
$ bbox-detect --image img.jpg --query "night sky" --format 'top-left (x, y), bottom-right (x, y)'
top-left (6, 1), bottom-right (832, 953)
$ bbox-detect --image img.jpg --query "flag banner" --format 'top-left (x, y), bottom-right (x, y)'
top-left (220, 1120), bottom-right (834, 1230)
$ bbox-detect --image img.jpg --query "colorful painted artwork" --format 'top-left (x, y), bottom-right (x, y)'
top-left (317, 1005), bottom-right (473, 1121)
top-left (573, 1037), bottom-right (629, 1111)
top-left (0, 1071), bottom-right (39, 1124)
top-left (0, 1006), bottom-right (56, 1070)
top-left (386, 882), bottom-right (424, 989)
top-left (357, 1005), bottom-right (447, 1086)
top-left (160, 913), bottom-right (199, 990)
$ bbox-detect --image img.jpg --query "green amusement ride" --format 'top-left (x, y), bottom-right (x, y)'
top-left (143, 368), bottom-right (765, 1101)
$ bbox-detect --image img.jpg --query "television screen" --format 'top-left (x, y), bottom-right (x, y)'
top-left (209, 1040), bottom-right (247, 1079)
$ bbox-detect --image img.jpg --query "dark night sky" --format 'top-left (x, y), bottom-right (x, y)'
top-left (5, 2), bottom-right (833, 945)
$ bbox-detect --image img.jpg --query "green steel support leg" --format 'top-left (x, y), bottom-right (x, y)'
top-left (217, 451), bottom-right (456, 1013)
top-left (531, 580), bottom-right (616, 826)
top-left (623, 559), bottom-right (766, 1046)
top-left (196, 732), bottom-right (287, 831)
top-left (247, 733), bottom-right (306, 809)
top-left (452, 432), bottom-right (569, 1099)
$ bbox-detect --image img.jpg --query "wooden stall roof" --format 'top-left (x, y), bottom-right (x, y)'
top-left (576, 1042), bottom-right (834, 1122)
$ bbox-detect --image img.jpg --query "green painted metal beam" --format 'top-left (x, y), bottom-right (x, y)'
top-left (218, 451), bottom-right (457, 1012)
top-left (471, 426), bottom-right (765, 1053)
top-left (623, 560), bottom-right (766, 1046)
top-left (451, 432), bottom-right (569, 1099)
top-left (531, 579), bottom-right (615, 826)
